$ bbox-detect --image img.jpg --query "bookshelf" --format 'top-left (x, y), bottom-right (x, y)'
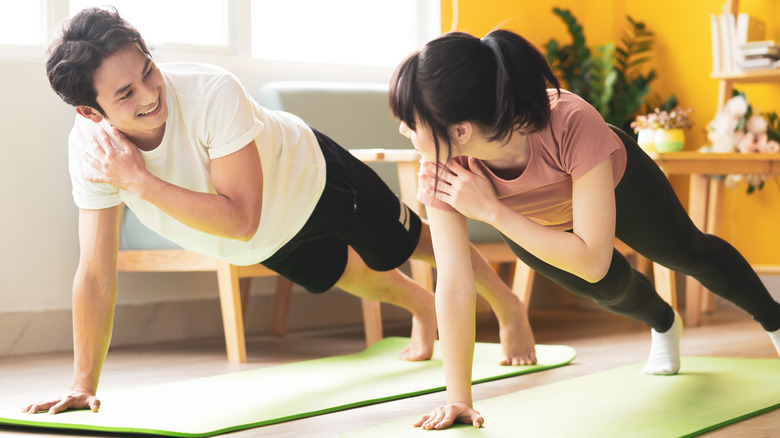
top-left (694, 0), bottom-right (780, 321)
top-left (712, 0), bottom-right (780, 106)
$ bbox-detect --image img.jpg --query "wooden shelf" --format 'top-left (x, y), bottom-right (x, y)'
top-left (649, 152), bottom-right (780, 175)
top-left (710, 69), bottom-right (780, 83)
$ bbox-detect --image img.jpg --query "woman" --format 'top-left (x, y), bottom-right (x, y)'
top-left (389, 29), bottom-right (780, 430)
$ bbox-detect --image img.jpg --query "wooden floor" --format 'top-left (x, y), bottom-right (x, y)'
top-left (0, 304), bottom-right (777, 437)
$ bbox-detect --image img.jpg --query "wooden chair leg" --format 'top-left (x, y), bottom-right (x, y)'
top-left (511, 260), bottom-right (535, 305)
top-left (653, 263), bottom-right (678, 310)
top-left (635, 254), bottom-right (654, 280)
top-left (361, 299), bottom-right (383, 347)
top-left (685, 277), bottom-right (703, 326)
top-left (409, 259), bottom-right (433, 290)
top-left (216, 262), bottom-right (247, 363)
top-left (238, 277), bottom-right (252, 322)
top-left (269, 277), bottom-right (294, 336)
top-left (702, 177), bottom-right (724, 315)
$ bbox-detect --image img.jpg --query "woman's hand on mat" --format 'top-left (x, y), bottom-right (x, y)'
top-left (414, 401), bottom-right (484, 430)
top-left (22, 388), bottom-right (100, 415)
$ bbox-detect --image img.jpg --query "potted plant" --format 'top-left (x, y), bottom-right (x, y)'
top-left (631, 106), bottom-right (693, 153)
top-left (545, 9), bottom-right (656, 132)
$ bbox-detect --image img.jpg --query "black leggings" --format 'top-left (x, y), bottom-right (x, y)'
top-left (502, 126), bottom-right (780, 333)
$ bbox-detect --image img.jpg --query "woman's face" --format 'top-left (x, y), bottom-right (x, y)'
top-left (399, 120), bottom-right (437, 160)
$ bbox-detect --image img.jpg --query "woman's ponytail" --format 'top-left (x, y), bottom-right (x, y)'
top-left (480, 30), bottom-right (560, 140)
top-left (389, 29), bottom-right (560, 166)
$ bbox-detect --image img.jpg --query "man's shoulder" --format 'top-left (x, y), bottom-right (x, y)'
top-left (159, 62), bottom-right (231, 77)
top-left (161, 62), bottom-right (245, 104)
top-left (70, 116), bottom-right (106, 146)
top-left (160, 62), bottom-right (237, 88)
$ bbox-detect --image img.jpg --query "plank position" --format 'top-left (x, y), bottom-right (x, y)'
top-left (23, 8), bottom-right (536, 415)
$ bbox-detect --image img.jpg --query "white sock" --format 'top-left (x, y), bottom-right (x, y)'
top-left (642, 311), bottom-right (683, 375)
top-left (769, 327), bottom-right (780, 357)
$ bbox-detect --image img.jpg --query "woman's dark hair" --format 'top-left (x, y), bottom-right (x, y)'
top-left (46, 7), bottom-right (151, 116)
top-left (389, 29), bottom-right (560, 166)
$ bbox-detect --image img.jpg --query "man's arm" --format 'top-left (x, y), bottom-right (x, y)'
top-left (23, 206), bottom-right (122, 414)
top-left (84, 128), bottom-right (264, 242)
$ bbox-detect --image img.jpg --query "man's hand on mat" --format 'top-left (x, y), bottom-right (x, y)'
top-left (22, 388), bottom-right (100, 415)
top-left (414, 402), bottom-right (484, 430)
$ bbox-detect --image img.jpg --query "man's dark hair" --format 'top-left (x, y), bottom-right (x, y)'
top-left (46, 7), bottom-right (151, 115)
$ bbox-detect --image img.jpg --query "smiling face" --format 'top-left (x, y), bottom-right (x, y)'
top-left (76, 43), bottom-right (167, 149)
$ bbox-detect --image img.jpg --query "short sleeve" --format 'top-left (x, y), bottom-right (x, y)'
top-left (68, 118), bottom-right (122, 209)
top-left (556, 97), bottom-right (621, 181)
top-left (199, 73), bottom-right (264, 159)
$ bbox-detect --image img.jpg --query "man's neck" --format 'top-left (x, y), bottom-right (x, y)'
top-left (126, 123), bottom-right (166, 151)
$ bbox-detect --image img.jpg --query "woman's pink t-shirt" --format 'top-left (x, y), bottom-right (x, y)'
top-left (419, 90), bottom-right (627, 231)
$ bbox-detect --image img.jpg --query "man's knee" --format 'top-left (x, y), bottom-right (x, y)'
top-left (336, 247), bottom-right (377, 289)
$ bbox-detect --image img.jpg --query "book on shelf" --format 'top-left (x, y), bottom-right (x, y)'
top-left (711, 13), bottom-right (769, 73)
top-left (711, 14), bottom-right (721, 73)
top-left (739, 40), bottom-right (777, 49)
top-left (736, 13), bottom-right (765, 44)
top-left (718, 13), bottom-right (737, 72)
top-left (736, 57), bottom-right (780, 71)
top-left (738, 41), bottom-right (780, 58)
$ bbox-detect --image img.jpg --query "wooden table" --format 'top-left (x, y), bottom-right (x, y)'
top-left (651, 152), bottom-right (780, 325)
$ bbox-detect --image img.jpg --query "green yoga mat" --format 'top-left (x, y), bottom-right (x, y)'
top-left (0, 337), bottom-right (575, 437)
top-left (341, 356), bottom-right (780, 438)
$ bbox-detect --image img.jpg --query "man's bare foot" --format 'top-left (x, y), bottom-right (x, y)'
top-left (399, 311), bottom-right (437, 361)
top-left (497, 298), bottom-right (536, 365)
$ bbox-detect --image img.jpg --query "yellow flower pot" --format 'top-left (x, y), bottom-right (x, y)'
top-left (654, 128), bottom-right (685, 152)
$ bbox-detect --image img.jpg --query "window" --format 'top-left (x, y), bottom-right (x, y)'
top-left (1, 0), bottom-right (438, 68)
top-left (69, 0), bottom-right (231, 49)
top-left (251, 0), bottom-right (429, 67)
top-left (0, 0), bottom-right (44, 46)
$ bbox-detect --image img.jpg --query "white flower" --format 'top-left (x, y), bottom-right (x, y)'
top-left (746, 115), bottom-right (768, 135)
top-left (765, 140), bottom-right (780, 153)
top-left (738, 134), bottom-right (759, 153)
top-left (712, 112), bottom-right (739, 134)
top-left (725, 95), bottom-right (748, 118)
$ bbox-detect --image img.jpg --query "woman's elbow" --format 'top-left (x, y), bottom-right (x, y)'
top-left (579, 254), bottom-right (612, 283)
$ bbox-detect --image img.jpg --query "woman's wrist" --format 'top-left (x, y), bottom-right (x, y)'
top-left (482, 199), bottom-right (509, 228)
top-left (449, 400), bottom-right (473, 406)
top-left (447, 396), bottom-right (473, 406)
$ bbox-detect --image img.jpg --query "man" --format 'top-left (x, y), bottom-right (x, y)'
top-left (24, 7), bottom-right (535, 414)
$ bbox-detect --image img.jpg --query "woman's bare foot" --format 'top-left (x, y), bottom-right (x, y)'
top-left (497, 298), bottom-right (537, 365)
top-left (399, 310), bottom-right (438, 361)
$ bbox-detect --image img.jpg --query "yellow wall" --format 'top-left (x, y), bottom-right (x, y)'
top-left (441, 0), bottom-right (780, 264)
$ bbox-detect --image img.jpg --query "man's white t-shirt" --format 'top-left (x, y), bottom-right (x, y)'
top-left (68, 62), bottom-right (326, 265)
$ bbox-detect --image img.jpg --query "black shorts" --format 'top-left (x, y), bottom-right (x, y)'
top-left (261, 129), bottom-right (422, 293)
